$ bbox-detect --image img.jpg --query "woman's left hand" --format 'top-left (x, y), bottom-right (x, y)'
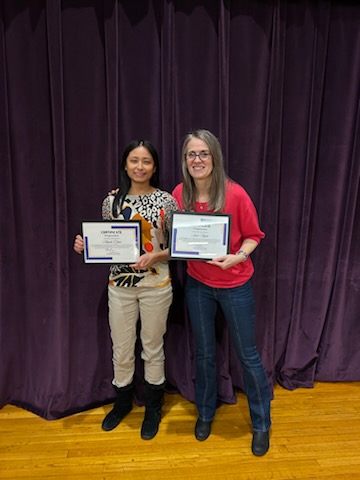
top-left (207, 254), bottom-right (245, 270)
top-left (130, 252), bottom-right (156, 270)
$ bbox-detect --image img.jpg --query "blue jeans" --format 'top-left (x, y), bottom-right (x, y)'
top-left (185, 275), bottom-right (271, 432)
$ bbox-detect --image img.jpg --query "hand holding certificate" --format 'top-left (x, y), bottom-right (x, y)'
top-left (169, 212), bottom-right (231, 260)
top-left (82, 220), bottom-right (142, 264)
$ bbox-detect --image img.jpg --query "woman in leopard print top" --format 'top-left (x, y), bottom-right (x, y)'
top-left (73, 140), bottom-right (178, 440)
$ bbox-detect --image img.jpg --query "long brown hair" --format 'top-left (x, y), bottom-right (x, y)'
top-left (181, 129), bottom-right (227, 212)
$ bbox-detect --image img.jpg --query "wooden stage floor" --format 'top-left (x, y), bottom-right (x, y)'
top-left (1, 382), bottom-right (360, 479)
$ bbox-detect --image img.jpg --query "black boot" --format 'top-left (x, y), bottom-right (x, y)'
top-left (141, 381), bottom-right (165, 440)
top-left (102, 383), bottom-right (133, 431)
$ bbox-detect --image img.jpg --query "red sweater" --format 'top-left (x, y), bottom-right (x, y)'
top-left (172, 180), bottom-right (265, 288)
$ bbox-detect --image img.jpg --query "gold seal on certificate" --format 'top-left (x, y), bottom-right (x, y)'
top-left (169, 212), bottom-right (231, 260)
top-left (81, 221), bottom-right (142, 264)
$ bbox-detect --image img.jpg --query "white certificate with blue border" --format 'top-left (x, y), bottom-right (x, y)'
top-left (82, 221), bottom-right (142, 264)
top-left (169, 212), bottom-right (231, 260)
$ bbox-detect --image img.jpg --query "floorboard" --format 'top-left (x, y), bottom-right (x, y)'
top-left (1, 382), bottom-right (360, 479)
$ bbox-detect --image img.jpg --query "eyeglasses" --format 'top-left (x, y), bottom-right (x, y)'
top-left (185, 151), bottom-right (211, 161)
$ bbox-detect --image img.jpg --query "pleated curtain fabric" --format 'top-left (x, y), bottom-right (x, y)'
top-left (0, 0), bottom-right (359, 419)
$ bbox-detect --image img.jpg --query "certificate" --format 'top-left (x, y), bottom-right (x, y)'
top-left (169, 212), bottom-right (231, 260)
top-left (81, 221), bottom-right (142, 264)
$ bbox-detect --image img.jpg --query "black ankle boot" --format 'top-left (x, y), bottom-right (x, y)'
top-left (141, 381), bottom-right (165, 440)
top-left (102, 383), bottom-right (133, 431)
top-left (252, 430), bottom-right (270, 456)
top-left (195, 418), bottom-right (212, 441)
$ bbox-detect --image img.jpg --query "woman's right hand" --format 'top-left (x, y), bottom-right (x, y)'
top-left (108, 188), bottom-right (119, 196)
top-left (73, 234), bottom-right (84, 254)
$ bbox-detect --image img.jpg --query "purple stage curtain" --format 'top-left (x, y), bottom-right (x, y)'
top-left (0, 0), bottom-right (359, 419)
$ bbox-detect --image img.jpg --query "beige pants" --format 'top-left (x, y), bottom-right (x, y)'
top-left (108, 283), bottom-right (173, 387)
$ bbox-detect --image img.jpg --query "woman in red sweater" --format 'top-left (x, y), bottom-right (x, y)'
top-left (172, 129), bottom-right (271, 456)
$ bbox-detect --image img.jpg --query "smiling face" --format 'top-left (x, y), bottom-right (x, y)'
top-left (185, 137), bottom-right (213, 181)
top-left (125, 146), bottom-right (156, 188)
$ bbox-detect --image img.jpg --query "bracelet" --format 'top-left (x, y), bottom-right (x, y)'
top-left (237, 249), bottom-right (249, 261)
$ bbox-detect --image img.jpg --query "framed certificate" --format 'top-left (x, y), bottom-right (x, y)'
top-left (169, 212), bottom-right (231, 260)
top-left (81, 220), bottom-right (142, 264)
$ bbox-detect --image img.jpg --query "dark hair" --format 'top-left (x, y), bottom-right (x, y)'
top-left (112, 140), bottom-right (160, 218)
